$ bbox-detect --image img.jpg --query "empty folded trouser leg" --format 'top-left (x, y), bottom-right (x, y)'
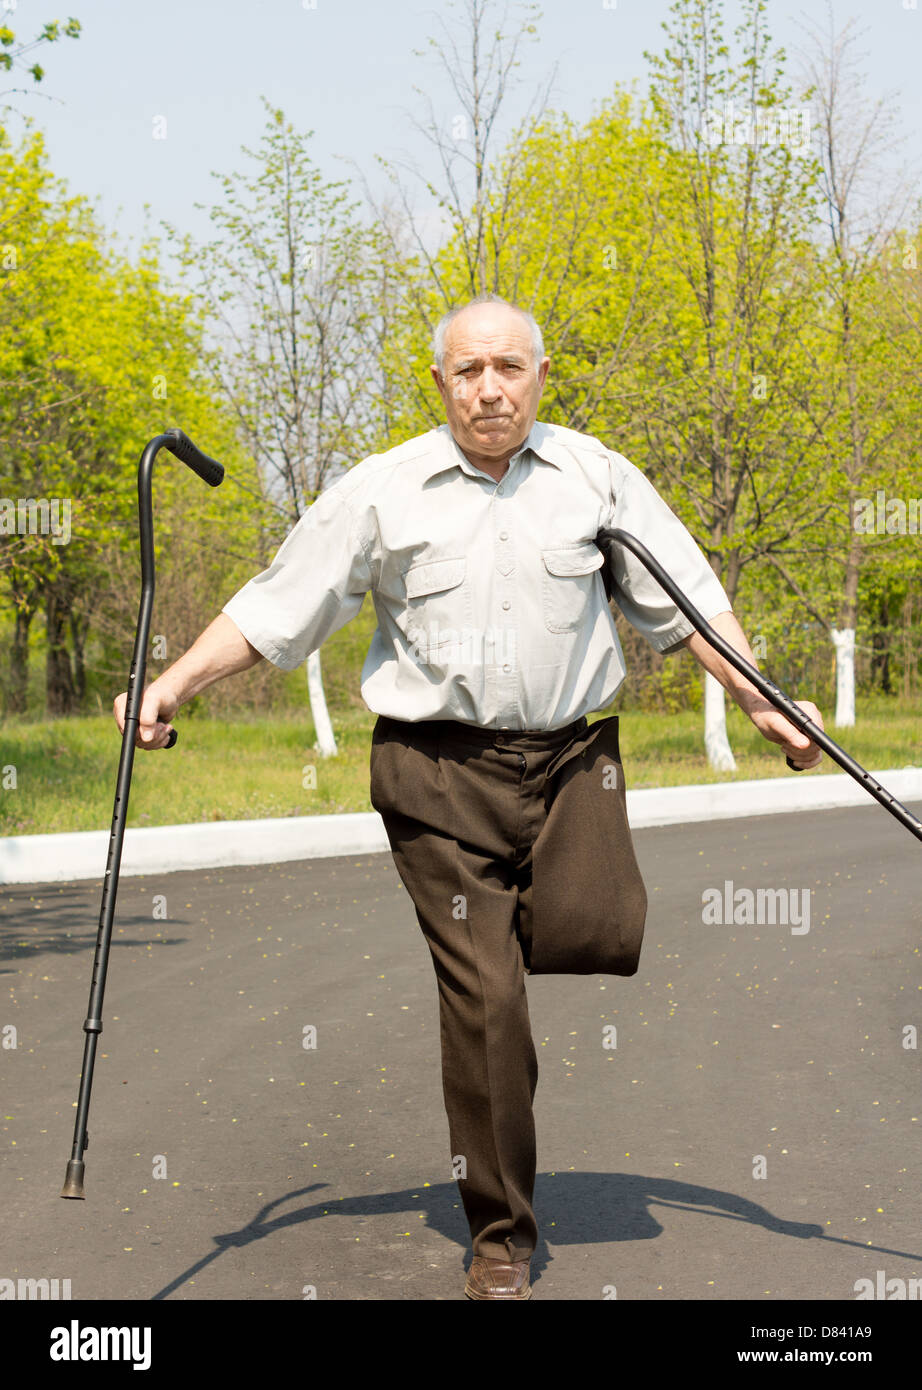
top-left (368, 711), bottom-right (647, 1263)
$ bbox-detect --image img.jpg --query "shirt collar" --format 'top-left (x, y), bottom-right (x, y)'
top-left (420, 420), bottom-right (565, 482)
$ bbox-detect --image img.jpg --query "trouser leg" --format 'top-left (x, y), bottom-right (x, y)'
top-left (383, 808), bottom-right (538, 1260)
top-left (369, 718), bottom-right (547, 1262)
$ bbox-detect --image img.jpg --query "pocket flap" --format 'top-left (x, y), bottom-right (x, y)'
top-left (542, 543), bottom-right (605, 578)
top-left (405, 556), bottom-right (466, 599)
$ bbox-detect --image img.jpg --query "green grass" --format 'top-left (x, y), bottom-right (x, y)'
top-left (617, 694), bottom-right (922, 788)
top-left (1, 694), bottom-right (919, 836)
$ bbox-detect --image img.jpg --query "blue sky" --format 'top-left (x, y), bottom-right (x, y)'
top-left (4, 0), bottom-right (921, 260)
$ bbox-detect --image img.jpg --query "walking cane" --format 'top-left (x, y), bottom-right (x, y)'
top-left (595, 527), bottom-right (922, 845)
top-left (60, 429), bottom-right (225, 1200)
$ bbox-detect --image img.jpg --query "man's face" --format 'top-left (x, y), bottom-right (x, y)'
top-left (430, 305), bottom-right (550, 463)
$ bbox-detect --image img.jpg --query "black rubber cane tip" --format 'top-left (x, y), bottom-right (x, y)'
top-left (165, 728), bottom-right (178, 748)
top-left (60, 1160), bottom-right (86, 1199)
top-left (786, 756), bottom-right (804, 772)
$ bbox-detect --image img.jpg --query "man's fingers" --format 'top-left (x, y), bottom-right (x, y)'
top-left (785, 732), bottom-right (822, 769)
top-left (112, 693), bottom-right (127, 733)
top-left (112, 689), bottom-right (175, 749)
top-left (786, 702), bottom-right (824, 768)
top-left (138, 720), bottom-right (173, 748)
top-left (793, 698), bottom-right (825, 732)
top-left (757, 708), bottom-right (822, 768)
top-left (751, 698), bottom-right (824, 770)
top-left (139, 705), bottom-right (163, 740)
top-left (788, 748), bottom-right (822, 770)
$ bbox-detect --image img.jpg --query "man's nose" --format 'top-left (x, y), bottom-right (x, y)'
top-left (479, 368), bottom-right (503, 402)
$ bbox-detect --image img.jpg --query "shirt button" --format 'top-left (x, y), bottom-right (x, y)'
top-left (502, 600), bottom-right (511, 610)
top-left (499, 530), bottom-right (509, 540)
top-left (497, 486), bottom-right (504, 495)
top-left (503, 663), bottom-right (511, 672)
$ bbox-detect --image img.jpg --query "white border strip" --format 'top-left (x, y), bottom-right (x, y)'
top-left (626, 766), bottom-right (922, 829)
top-left (1, 768), bottom-right (919, 885)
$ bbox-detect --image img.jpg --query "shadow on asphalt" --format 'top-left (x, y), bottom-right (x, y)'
top-left (0, 925), bottom-right (187, 963)
top-left (0, 883), bottom-right (187, 962)
top-left (150, 1172), bottom-right (920, 1299)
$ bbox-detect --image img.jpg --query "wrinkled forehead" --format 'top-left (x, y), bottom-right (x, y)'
top-left (443, 307), bottom-right (534, 365)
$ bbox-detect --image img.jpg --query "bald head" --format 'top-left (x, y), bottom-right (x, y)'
top-left (429, 295), bottom-right (550, 476)
top-left (433, 295), bottom-right (545, 378)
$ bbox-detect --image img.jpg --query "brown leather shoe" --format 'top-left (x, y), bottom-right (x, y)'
top-left (464, 1255), bottom-right (533, 1300)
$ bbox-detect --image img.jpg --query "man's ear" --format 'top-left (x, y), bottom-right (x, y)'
top-left (430, 364), bottom-right (444, 395)
top-left (537, 356), bottom-right (550, 390)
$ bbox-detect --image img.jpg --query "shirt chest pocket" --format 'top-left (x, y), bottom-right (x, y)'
top-left (403, 555), bottom-right (473, 647)
top-left (542, 542), bottom-right (605, 633)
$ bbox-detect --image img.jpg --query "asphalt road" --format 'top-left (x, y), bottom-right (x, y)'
top-left (2, 801), bottom-right (920, 1302)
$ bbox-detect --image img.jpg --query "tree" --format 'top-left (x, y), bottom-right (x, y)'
top-left (433, 91), bottom-right (678, 443)
top-left (793, 8), bottom-right (919, 724)
top-left (0, 127), bottom-right (255, 717)
top-left (167, 101), bottom-right (386, 756)
top-left (642, 0), bottom-right (832, 767)
top-left (356, 0), bottom-right (557, 438)
top-left (0, 13), bottom-right (80, 116)
top-left (0, 126), bottom-right (113, 714)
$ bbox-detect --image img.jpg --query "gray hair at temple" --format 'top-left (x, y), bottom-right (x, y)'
top-left (432, 294), bottom-right (545, 377)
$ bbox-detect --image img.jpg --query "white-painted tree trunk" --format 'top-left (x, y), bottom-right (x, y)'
top-left (306, 650), bottom-right (337, 757)
top-left (831, 627), bottom-right (856, 728)
top-left (704, 671), bottom-right (737, 772)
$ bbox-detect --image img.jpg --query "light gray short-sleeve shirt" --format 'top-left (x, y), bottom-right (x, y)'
top-left (221, 420), bottom-right (732, 730)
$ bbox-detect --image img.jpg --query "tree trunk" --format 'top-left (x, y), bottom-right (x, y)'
top-left (831, 628), bottom-right (856, 727)
top-left (69, 606), bottom-right (88, 704)
top-left (703, 537), bottom-right (739, 770)
top-left (8, 604), bottom-right (33, 714)
top-left (45, 590), bottom-right (77, 715)
top-left (306, 650), bottom-right (337, 757)
top-left (704, 671), bottom-right (737, 772)
top-left (870, 595), bottom-right (891, 695)
top-left (834, 526), bottom-right (861, 728)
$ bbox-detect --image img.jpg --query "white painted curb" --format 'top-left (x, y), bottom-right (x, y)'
top-left (0, 811), bottom-right (391, 886)
top-left (1, 768), bottom-right (919, 886)
top-left (626, 766), bottom-right (922, 829)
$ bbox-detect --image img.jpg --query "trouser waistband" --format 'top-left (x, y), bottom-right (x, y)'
top-left (374, 713), bottom-right (590, 751)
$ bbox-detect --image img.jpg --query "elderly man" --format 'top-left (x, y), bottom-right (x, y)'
top-left (116, 293), bottom-right (823, 1301)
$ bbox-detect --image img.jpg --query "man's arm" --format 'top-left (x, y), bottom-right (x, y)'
top-left (113, 470), bottom-right (376, 749)
top-left (113, 613), bottom-right (265, 749)
top-left (682, 610), bottom-right (824, 770)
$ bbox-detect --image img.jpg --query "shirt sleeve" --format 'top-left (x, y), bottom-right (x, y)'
top-left (221, 484), bottom-right (374, 672)
top-left (604, 452), bottom-right (732, 654)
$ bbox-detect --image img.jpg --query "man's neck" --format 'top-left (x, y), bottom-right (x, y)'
top-left (467, 455), bottom-right (510, 483)
top-left (458, 437), bottom-right (528, 483)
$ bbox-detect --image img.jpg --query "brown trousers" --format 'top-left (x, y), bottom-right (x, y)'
top-left (369, 712), bottom-right (647, 1261)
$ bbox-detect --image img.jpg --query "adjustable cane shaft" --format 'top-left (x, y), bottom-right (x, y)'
top-left (61, 549), bottom-right (152, 1197)
top-left (597, 527), bottom-right (922, 845)
top-left (61, 432), bottom-right (224, 1199)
